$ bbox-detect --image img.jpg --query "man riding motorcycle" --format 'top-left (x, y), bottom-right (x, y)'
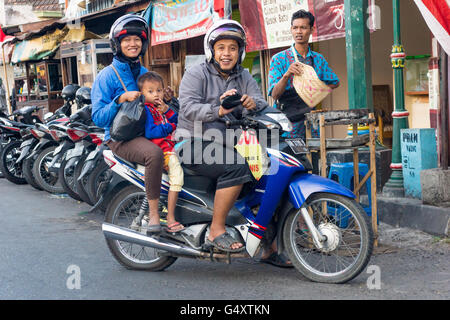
top-left (177, 20), bottom-right (279, 256)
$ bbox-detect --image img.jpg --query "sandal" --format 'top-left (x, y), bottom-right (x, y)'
top-left (260, 252), bottom-right (294, 268)
top-left (205, 232), bottom-right (245, 253)
top-left (165, 222), bottom-right (185, 233)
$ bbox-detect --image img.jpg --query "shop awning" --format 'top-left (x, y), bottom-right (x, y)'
top-left (11, 24), bottom-right (101, 63)
top-left (61, 24), bottom-right (101, 44)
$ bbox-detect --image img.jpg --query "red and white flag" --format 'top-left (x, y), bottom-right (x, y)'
top-left (0, 26), bottom-right (14, 45)
top-left (414, 0), bottom-right (450, 54)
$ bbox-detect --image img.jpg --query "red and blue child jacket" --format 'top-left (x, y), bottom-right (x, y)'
top-left (144, 101), bottom-right (178, 153)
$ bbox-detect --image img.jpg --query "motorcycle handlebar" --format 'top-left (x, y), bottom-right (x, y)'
top-left (219, 117), bottom-right (258, 129)
top-left (68, 122), bottom-right (89, 129)
top-left (69, 122), bottom-right (103, 133)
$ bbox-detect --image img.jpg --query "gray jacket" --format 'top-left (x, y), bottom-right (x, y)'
top-left (176, 61), bottom-right (268, 142)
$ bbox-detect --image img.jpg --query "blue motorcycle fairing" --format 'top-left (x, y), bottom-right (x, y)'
top-left (288, 173), bottom-right (356, 208)
top-left (235, 151), bottom-right (306, 239)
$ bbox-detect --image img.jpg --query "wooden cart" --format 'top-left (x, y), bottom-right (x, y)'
top-left (305, 109), bottom-right (379, 246)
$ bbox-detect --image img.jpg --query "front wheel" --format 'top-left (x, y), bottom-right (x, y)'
top-left (283, 193), bottom-right (373, 284)
top-left (104, 184), bottom-right (177, 271)
top-left (32, 145), bottom-right (64, 194)
top-left (0, 141), bottom-right (27, 184)
top-left (22, 155), bottom-right (43, 191)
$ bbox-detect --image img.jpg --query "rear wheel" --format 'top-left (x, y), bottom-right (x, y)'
top-left (104, 184), bottom-right (177, 271)
top-left (283, 193), bottom-right (373, 284)
top-left (0, 141), bottom-right (27, 184)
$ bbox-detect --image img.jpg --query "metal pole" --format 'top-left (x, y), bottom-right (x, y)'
top-left (1, 43), bottom-right (12, 115)
top-left (344, 0), bottom-right (374, 111)
top-left (382, 0), bottom-right (409, 197)
top-left (440, 48), bottom-right (448, 170)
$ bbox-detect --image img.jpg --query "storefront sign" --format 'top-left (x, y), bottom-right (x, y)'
top-left (400, 128), bottom-right (437, 199)
top-left (241, 0), bottom-right (376, 51)
top-left (151, 0), bottom-right (215, 45)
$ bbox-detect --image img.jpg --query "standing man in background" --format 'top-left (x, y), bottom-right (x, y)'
top-left (268, 9), bottom-right (340, 140)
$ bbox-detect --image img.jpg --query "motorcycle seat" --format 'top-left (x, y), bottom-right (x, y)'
top-left (2, 120), bottom-right (33, 129)
top-left (114, 154), bottom-right (138, 169)
top-left (182, 166), bottom-right (199, 176)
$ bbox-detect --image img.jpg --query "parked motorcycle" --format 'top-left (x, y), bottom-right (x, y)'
top-left (0, 106), bottom-right (43, 184)
top-left (70, 122), bottom-right (105, 205)
top-left (24, 85), bottom-right (81, 193)
top-left (18, 111), bottom-right (71, 191)
top-left (101, 106), bottom-right (374, 284)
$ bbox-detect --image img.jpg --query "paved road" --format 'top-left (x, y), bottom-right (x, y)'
top-left (0, 178), bottom-right (449, 301)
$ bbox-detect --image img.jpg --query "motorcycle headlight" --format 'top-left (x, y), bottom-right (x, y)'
top-left (259, 120), bottom-right (281, 130)
top-left (265, 113), bottom-right (293, 132)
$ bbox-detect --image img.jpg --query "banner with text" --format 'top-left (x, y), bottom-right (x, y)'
top-left (240, 0), bottom-right (376, 51)
top-left (151, 0), bottom-right (215, 45)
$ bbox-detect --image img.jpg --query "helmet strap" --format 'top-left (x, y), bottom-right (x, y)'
top-left (211, 54), bottom-right (241, 77)
top-left (115, 52), bottom-right (140, 64)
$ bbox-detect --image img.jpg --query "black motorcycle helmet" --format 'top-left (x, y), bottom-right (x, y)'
top-left (61, 84), bottom-right (81, 101)
top-left (70, 104), bottom-right (92, 123)
top-left (75, 87), bottom-right (91, 107)
top-left (109, 14), bottom-right (149, 58)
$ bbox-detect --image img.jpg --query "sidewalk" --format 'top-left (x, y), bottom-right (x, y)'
top-left (373, 195), bottom-right (450, 237)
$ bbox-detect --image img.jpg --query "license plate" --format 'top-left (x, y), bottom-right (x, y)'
top-left (285, 138), bottom-right (309, 154)
top-left (86, 150), bottom-right (97, 161)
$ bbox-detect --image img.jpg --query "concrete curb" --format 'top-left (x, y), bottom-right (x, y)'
top-left (374, 195), bottom-right (450, 237)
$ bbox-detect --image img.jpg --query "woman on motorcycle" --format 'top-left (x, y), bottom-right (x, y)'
top-left (91, 15), bottom-right (166, 232)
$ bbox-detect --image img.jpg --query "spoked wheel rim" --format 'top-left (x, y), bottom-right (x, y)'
top-left (289, 198), bottom-right (365, 278)
top-left (112, 192), bottom-right (165, 264)
top-left (5, 146), bottom-right (23, 178)
top-left (38, 151), bottom-right (59, 186)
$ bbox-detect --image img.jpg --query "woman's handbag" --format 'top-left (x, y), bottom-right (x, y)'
top-left (291, 46), bottom-right (331, 108)
top-left (109, 65), bottom-right (146, 142)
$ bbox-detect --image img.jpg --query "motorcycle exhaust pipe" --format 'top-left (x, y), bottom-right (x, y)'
top-left (102, 223), bottom-right (203, 258)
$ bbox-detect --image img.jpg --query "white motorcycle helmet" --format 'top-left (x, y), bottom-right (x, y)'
top-left (204, 19), bottom-right (247, 70)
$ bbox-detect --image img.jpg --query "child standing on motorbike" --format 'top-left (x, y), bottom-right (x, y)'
top-left (138, 71), bottom-right (184, 233)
